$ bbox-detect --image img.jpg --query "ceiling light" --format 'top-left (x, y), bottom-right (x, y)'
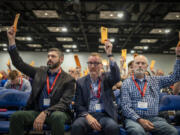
top-left (33, 10), bottom-right (59, 18)
top-left (66, 49), bottom-right (70, 52)
top-left (27, 44), bottom-right (42, 48)
top-left (165, 29), bottom-right (170, 33)
top-left (131, 50), bottom-right (135, 53)
top-left (0, 26), bottom-right (10, 32)
top-left (109, 38), bottom-right (115, 42)
top-left (140, 39), bottom-right (158, 43)
top-left (0, 43), bottom-right (7, 47)
top-left (44, 12), bottom-right (48, 16)
top-left (47, 27), bottom-right (68, 32)
top-left (62, 27), bottom-right (67, 32)
top-left (16, 37), bottom-right (33, 41)
top-left (144, 46), bottom-right (149, 50)
top-left (170, 47), bottom-right (176, 50)
top-left (117, 13), bottom-right (124, 18)
top-left (164, 12), bottom-right (180, 20)
top-left (72, 44), bottom-right (77, 48)
top-left (26, 37), bottom-right (32, 41)
top-left (134, 46), bottom-right (144, 50)
top-left (100, 11), bottom-right (124, 19)
top-left (150, 28), bottom-right (171, 34)
top-left (99, 45), bottom-right (104, 49)
top-left (3, 48), bottom-right (7, 51)
top-left (56, 37), bottom-right (73, 42)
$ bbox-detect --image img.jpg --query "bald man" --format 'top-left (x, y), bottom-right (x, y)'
top-left (121, 50), bottom-right (180, 135)
top-left (68, 67), bottom-right (77, 79)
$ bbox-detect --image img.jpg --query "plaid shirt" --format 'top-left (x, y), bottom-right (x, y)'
top-left (121, 60), bottom-right (180, 121)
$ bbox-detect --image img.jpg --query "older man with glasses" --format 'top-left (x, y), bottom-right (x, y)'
top-left (71, 40), bottom-right (120, 135)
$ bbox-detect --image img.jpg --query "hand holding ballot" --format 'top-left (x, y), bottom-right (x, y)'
top-left (7, 13), bottom-right (20, 46)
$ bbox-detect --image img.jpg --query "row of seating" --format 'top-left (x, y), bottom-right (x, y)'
top-left (0, 89), bottom-right (180, 134)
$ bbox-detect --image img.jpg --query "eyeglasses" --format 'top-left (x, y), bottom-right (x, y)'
top-left (68, 70), bottom-right (75, 73)
top-left (87, 62), bottom-right (101, 66)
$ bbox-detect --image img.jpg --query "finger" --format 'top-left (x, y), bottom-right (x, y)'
top-left (94, 121), bottom-right (101, 131)
top-left (146, 123), bottom-right (154, 130)
top-left (36, 122), bottom-right (42, 131)
top-left (90, 123), bottom-right (97, 130)
top-left (147, 121), bottom-right (154, 127)
top-left (39, 123), bottom-right (43, 131)
top-left (33, 122), bottom-right (38, 130)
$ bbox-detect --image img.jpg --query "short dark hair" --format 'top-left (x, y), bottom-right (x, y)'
top-left (48, 48), bottom-right (64, 58)
top-left (89, 52), bottom-right (102, 63)
top-left (8, 70), bottom-right (19, 80)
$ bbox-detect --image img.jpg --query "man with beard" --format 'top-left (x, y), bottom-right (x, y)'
top-left (7, 26), bottom-right (75, 135)
top-left (121, 54), bottom-right (180, 135)
top-left (71, 40), bottom-right (120, 135)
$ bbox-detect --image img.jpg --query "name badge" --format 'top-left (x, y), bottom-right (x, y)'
top-left (43, 98), bottom-right (50, 107)
top-left (95, 104), bottom-right (102, 112)
top-left (137, 102), bottom-right (148, 110)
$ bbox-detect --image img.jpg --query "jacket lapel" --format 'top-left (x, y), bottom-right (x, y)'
top-left (85, 75), bottom-right (91, 104)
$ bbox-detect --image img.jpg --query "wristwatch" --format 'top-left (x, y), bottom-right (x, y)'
top-left (107, 54), bottom-right (114, 57)
top-left (43, 110), bottom-right (51, 117)
top-left (81, 113), bottom-right (88, 117)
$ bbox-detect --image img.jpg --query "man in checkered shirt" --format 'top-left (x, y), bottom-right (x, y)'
top-left (120, 46), bottom-right (180, 135)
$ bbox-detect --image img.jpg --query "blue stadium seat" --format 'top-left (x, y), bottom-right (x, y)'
top-left (0, 121), bottom-right (9, 133)
top-left (0, 89), bottom-right (30, 108)
top-left (159, 95), bottom-right (180, 111)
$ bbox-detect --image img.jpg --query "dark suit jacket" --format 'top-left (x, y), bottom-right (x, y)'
top-left (8, 47), bottom-right (75, 115)
top-left (75, 61), bottom-right (120, 121)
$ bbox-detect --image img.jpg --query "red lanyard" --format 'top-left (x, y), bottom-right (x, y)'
top-left (19, 77), bottom-right (23, 90)
top-left (90, 79), bottom-right (101, 98)
top-left (47, 69), bottom-right (62, 95)
top-left (12, 77), bottom-right (23, 90)
top-left (132, 75), bottom-right (147, 97)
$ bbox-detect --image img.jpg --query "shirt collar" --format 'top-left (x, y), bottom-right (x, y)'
top-left (47, 68), bottom-right (61, 76)
top-left (134, 75), bottom-right (147, 82)
top-left (90, 77), bottom-right (100, 84)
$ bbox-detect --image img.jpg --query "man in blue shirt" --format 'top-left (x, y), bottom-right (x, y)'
top-left (71, 40), bottom-right (120, 135)
top-left (121, 51), bottom-right (180, 135)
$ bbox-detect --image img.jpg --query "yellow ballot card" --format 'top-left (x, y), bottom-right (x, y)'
top-left (101, 26), bottom-right (108, 44)
top-left (102, 59), bottom-right (108, 66)
top-left (30, 61), bottom-right (35, 66)
top-left (13, 13), bottom-right (20, 32)
top-left (7, 59), bottom-right (10, 66)
top-left (0, 73), bottom-right (3, 79)
top-left (150, 60), bottom-right (156, 70)
top-left (74, 54), bottom-right (81, 68)
top-left (121, 49), bottom-right (127, 60)
top-left (123, 63), bottom-right (127, 69)
top-left (177, 41), bottom-right (180, 47)
top-left (177, 32), bottom-right (180, 47)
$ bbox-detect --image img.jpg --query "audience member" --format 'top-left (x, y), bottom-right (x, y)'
top-left (7, 25), bottom-right (75, 135)
top-left (121, 51), bottom-right (180, 135)
top-left (4, 70), bottom-right (32, 92)
top-left (71, 40), bottom-right (120, 135)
